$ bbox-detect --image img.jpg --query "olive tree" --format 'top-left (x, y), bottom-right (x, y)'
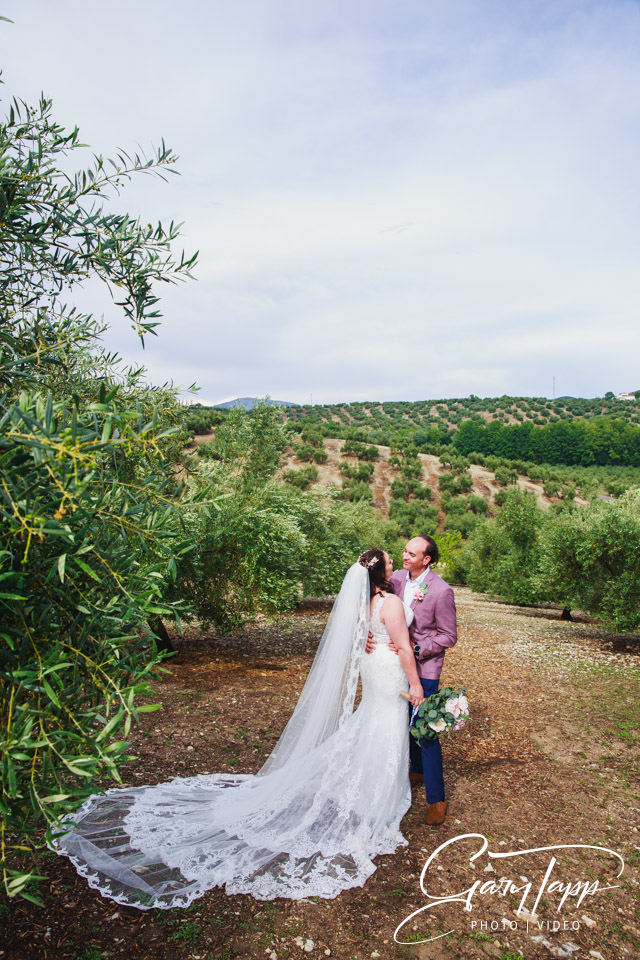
top-left (0, 93), bottom-right (196, 899)
top-left (463, 488), bottom-right (548, 605)
top-left (539, 489), bottom-right (640, 630)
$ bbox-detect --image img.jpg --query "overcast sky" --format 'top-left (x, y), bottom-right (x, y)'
top-left (3, 1), bottom-right (639, 404)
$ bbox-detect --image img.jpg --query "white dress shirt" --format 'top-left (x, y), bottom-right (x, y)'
top-left (402, 567), bottom-right (430, 606)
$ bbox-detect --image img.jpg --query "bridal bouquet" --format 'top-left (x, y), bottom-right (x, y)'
top-left (408, 687), bottom-right (470, 741)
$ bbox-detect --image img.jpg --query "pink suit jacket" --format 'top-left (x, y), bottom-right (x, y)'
top-left (389, 567), bottom-right (458, 681)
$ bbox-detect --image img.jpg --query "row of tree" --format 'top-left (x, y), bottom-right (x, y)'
top-left (287, 394), bottom-right (640, 433)
top-left (285, 409), bottom-right (640, 471)
top-left (454, 488), bottom-right (640, 631)
top-left (454, 417), bottom-right (640, 466)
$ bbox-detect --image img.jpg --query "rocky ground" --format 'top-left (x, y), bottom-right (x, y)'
top-left (2, 589), bottom-right (639, 960)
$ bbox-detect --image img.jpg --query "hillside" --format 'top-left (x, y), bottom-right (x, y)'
top-left (279, 396), bottom-right (640, 470)
top-left (284, 394), bottom-right (640, 431)
top-left (282, 437), bottom-right (583, 512)
top-left (278, 436), bottom-right (590, 540)
top-left (187, 394), bottom-right (640, 542)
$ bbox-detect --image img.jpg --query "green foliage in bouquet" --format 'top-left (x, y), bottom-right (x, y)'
top-left (410, 687), bottom-right (469, 741)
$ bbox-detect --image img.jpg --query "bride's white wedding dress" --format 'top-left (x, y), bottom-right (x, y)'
top-left (50, 565), bottom-right (413, 908)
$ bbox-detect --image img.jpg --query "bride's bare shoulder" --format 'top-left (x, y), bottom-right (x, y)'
top-left (379, 592), bottom-right (403, 619)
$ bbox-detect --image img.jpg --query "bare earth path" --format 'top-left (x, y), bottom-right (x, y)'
top-left (2, 591), bottom-right (639, 960)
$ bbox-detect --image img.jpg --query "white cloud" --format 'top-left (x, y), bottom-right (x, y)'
top-left (2, 0), bottom-right (639, 403)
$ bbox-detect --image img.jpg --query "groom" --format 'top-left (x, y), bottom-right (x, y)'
top-left (366, 535), bottom-right (458, 826)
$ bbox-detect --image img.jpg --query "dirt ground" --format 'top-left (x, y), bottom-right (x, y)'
top-left (2, 589), bottom-right (639, 960)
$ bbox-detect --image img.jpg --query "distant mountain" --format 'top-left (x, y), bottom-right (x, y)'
top-left (214, 397), bottom-right (295, 410)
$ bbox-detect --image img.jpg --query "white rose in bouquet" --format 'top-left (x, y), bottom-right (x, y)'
top-left (428, 718), bottom-right (447, 733)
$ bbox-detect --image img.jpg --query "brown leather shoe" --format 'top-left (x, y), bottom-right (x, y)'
top-left (409, 771), bottom-right (424, 787)
top-left (425, 801), bottom-right (448, 826)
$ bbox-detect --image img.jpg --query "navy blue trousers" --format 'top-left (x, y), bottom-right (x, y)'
top-left (409, 677), bottom-right (446, 804)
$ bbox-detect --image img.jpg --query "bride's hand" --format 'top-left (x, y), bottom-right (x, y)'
top-left (409, 683), bottom-right (424, 708)
top-left (365, 633), bottom-right (376, 655)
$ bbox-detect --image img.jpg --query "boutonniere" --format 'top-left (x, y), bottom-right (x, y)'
top-left (414, 582), bottom-right (429, 602)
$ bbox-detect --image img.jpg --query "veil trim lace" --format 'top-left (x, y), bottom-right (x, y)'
top-left (49, 563), bottom-right (411, 907)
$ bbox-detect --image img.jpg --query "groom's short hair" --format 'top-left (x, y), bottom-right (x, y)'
top-left (417, 534), bottom-right (439, 565)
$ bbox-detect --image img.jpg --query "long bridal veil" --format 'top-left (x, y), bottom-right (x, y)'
top-left (50, 562), bottom-right (410, 908)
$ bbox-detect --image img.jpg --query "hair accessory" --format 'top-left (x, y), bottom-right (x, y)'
top-left (358, 553), bottom-right (379, 569)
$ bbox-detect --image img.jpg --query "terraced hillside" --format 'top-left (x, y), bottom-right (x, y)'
top-left (187, 396), bottom-right (640, 543)
top-left (279, 435), bottom-right (591, 542)
top-left (284, 394), bottom-right (640, 432)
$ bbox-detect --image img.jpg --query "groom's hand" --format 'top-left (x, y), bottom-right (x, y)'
top-left (365, 634), bottom-right (400, 656)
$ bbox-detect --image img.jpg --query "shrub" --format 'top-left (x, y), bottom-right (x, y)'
top-left (389, 501), bottom-right (439, 538)
top-left (400, 460), bottom-right (422, 479)
top-left (342, 480), bottom-right (374, 503)
top-left (431, 531), bottom-right (466, 583)
top-left (441, 494), bottom-right (467, 516)
top-left (170, 405), bottom-right (397, 627)
top-left (342, 439), bottom-right (379, 461)
top-left (494, 466), bottom-right (517, 487)
top-left (339, 462), bottom-right (375, 482)
top-left (463, 489), bottom-right (548, 605)
top-left (295, 441), bottom-right (317, 462)
top-left (443, 512), bottom-right (480, 538)
top-left (300, 426), bottom-right (324, 447)
top-left (180, 406), bottom-right (224, 439)
top-left (458, 473), bottom-right (473, 492)
top-left (390, 478), bottom-right (431, 502)
top-left (439, 473), bottom-right (463, 496)
top-left (283, 465), bottom-right (319, 490)
top-left (543, 479), bottom-right (561, 498)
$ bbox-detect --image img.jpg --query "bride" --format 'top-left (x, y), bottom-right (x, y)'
top-left (50, 549), bottom-right (424, 908)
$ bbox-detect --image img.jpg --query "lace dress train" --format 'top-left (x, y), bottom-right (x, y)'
top-left (50, 577), bottom-right (411, 908)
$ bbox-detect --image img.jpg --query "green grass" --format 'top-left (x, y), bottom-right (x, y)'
top-left (611, 718), bottom-right (640, 742)
top-left (167, 921), bottom-right (201, 943)
top-left (607, 919), bottom-right (640, 947)
top-left (564, 663), bottom-right (640, 754)
top-left (152, 903), bottom-right (197, 925)
top-left (401, 930), bottom-right (431, 942)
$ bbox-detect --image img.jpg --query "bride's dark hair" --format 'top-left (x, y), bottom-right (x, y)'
top-left (358, 549), bottom-right (393, 599)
